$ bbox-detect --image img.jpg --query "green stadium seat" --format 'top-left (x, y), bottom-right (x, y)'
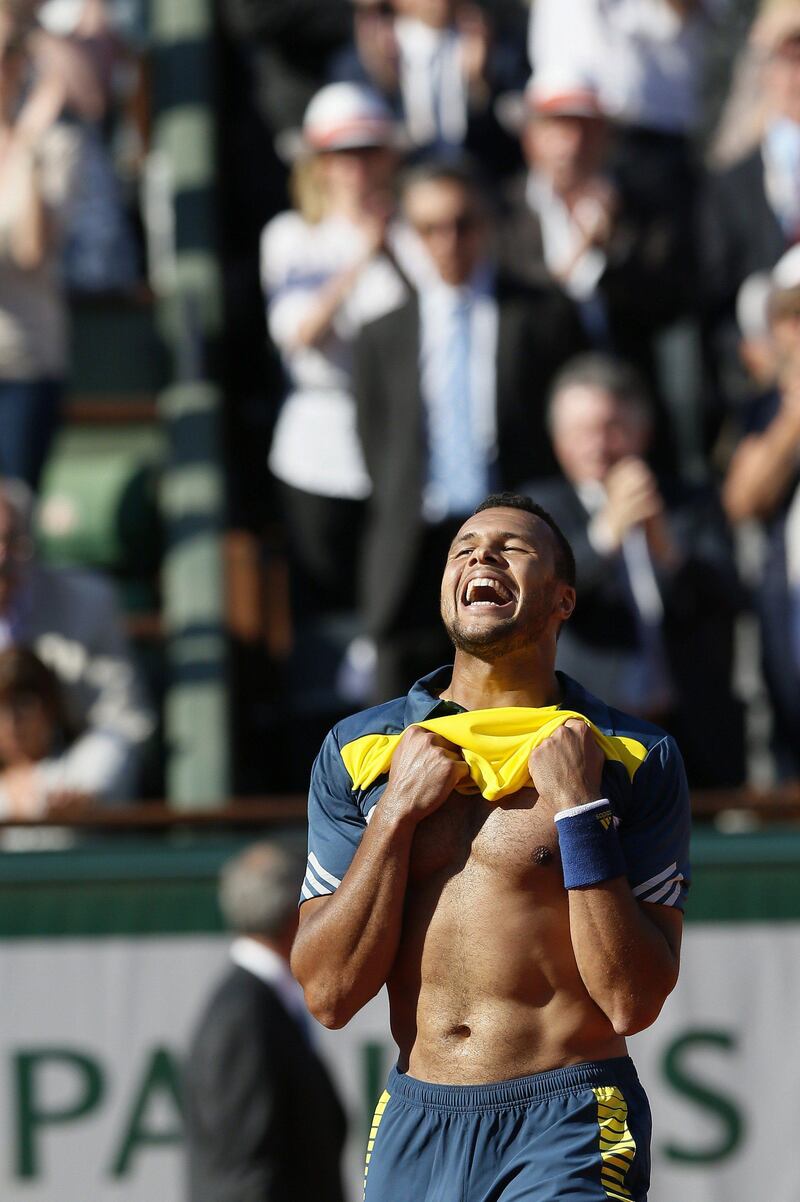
top-left (37, 425), bottom-right (164, 584)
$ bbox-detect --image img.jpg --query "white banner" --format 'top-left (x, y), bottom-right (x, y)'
top-left (1, 925), bottom-right (798, 1201)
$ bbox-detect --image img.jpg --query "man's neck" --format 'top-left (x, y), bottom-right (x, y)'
top-left (441, 647), bottom-right (562, 711)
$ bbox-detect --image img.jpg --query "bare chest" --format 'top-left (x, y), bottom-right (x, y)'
top-left (407, 786), bottom-right (561, 886)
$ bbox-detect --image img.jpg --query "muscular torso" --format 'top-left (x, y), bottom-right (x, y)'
top-left (386, 785), bottom-right (627, 1083)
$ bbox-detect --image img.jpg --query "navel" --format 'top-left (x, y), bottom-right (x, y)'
top-left (447, 1024), bottom-right (472, 1039)
top-left (532, 845), bottom-right (553, 866)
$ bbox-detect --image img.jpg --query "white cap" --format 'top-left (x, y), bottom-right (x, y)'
top-left (526, 70), bottom-right (605, 119)
top-left (496, 70), bottom-right (605, 137)
top-left (276, 83), bottom-right (401, 162)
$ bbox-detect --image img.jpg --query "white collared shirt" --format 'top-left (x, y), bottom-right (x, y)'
top-left (418, 266), bottom-right (498, 523)
top-left (261, 210), bottom-right (414, 498)
top-left (526, 173), bottom-right (608, 303)
top-left (230, 937), bottom-right (310, 1033)
top-left (395, 17), bottom-right (467, 148)
top-left (762, 119), bottom-right (800, 240)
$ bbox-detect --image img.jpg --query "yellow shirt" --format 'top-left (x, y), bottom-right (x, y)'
top-left (340, 707), bottom-right (648, 802)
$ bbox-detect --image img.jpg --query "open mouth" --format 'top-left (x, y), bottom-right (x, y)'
top-left (461, 575), bottom-right (515, 610)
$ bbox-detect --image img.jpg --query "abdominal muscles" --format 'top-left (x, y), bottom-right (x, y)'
top-left (386, 790), bottom-right (625, 1083)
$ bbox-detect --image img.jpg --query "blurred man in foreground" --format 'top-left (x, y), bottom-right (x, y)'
top-left (293, 492), bottom-right (689, 1201)
top-left (184, 842), bottom-right (347, 1202)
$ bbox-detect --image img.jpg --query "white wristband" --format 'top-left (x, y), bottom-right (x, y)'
top-left (554, 798), bottom-right (611, 823)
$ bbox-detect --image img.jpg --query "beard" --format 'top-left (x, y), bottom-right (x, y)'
top-left (440, 587), bottom-right (555, 662)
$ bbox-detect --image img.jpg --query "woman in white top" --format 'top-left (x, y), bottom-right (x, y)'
top-left (0, 14), bottom-right (81, 489)
top-left (261, 82), bottom-right (412, 614)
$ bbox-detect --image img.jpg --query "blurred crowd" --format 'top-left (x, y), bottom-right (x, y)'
top-left (0, 0), bottom-right (152, 821)
top-left (225, 0), bottom-right (800, 795)
top-left (3, 0), bottom-right (800, 814)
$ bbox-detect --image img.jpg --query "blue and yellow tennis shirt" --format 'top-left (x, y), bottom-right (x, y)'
top-left (301, 667), bottom-right (691, 910)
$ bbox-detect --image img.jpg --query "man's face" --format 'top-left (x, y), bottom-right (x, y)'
top-left (550, 385), bottom-right (650, 484)
top-left (440, 507), bottom-right (573, 659)
top-left (522, 113), bottom-right (607, 195)
top-left (405, 178), bottom-right (487, 286)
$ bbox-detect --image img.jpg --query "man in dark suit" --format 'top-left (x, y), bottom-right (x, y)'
top-left (184, 843), bottom-right (347, 1202)
top-left (498, 73), bottom-right (693, 382)
top-left (354, 159), bottom-right (586, 700)
top-left (527, 353), bottom-right (746, 788)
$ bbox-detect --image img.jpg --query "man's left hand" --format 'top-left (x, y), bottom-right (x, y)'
top-left (528, 719), bottom-right (605, 815)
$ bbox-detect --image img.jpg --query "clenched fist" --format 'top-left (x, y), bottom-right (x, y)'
top-left (381, 727), bottom-right (469, 828)
top-left (528, 719), bottom-right (605, 816)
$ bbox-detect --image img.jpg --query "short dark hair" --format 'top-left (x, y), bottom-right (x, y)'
top-left (219, 842), bottom-right (304, 937)
top-left (400, 156), bottom-right (489, 211)
top-left (473, 493), bottom-right (576, 588)
top-left (0, 646), bottom-right (68, 731)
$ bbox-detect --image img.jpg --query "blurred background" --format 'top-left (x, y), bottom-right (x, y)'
top-left (1, 0), bottom-right (800, 1197)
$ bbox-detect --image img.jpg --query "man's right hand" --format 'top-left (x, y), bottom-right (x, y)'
top-left (379, 727), bottom-right (469, 828)
top-left (601, 456), bottom-right (664, 548)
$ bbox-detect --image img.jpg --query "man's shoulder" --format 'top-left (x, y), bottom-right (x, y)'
top-left (494, 272), bottom-right (580, 343)
top-left (193, 964), bottom-right (290, 1033)
top-left (559, 671), bottom-right (673, 757)
top-left (330, 694), bottom-right (410, 751)
top-left (496, 270), bottom-right (571, 308)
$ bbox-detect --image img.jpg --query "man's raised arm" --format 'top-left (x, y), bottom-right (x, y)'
top-left (291, 728), bottom-right (467, 1028)
top-left (529, 720), bottom-right (686, 1035)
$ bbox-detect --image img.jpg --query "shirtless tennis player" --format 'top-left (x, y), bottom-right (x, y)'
top-left (292, 493), bottom-right (690, 1202)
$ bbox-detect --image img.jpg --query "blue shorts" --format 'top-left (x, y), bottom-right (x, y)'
top-left (363, 1057), bottom-right (651, 1202)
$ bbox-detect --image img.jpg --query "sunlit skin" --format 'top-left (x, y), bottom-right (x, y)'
top-left (293, 507), bottom-right (682, 1083)
top-left (381, 510), bottom-right (618, 1080)
top-left (318, 145), bottom-right (397, 220)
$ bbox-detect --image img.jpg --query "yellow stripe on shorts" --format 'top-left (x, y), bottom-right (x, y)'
top-left (592, 1085), bottom-right (637, 1201)
top-left (363, 1089), bottom-right (391, 1201)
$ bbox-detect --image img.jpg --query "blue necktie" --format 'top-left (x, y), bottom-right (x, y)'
top-left (426, 296), bottom-right (488, 517)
